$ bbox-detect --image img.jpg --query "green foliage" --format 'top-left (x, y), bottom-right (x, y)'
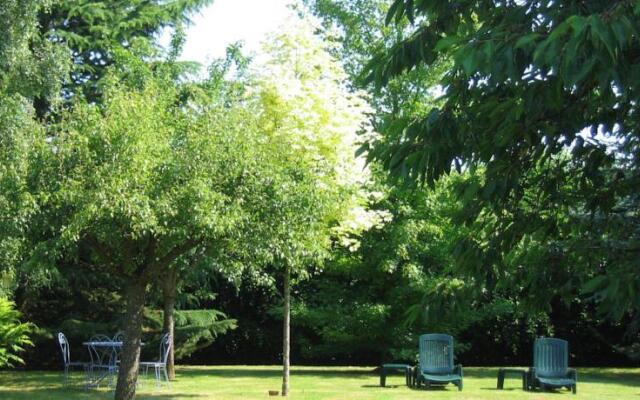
top-left (361, 0), bottom-right (640, 323)
top-left (0, 0), bottom-right (68, 101)
top-left (26, 52), bottom-right (263, 283)
top-left (144, 309), bottom-right (237, 359)
top-left (0, 0), bottom-right (68, 295)
top-left (0, 297), bottom-right (33, 367)
top-left (56, 319), bottom-right (112, 339)
top-left (302, 0), bottom-right (450, 163)
top-left (247, 18), bottom-right (373, 273)
top-left (293, 298), bottom-right (391, 361)
top-left (289, 172), bottom-right (476, 361)
top-left (39, 0), bottom-right (211, 104)
top-left (0, 94), bottom-right (41, 291)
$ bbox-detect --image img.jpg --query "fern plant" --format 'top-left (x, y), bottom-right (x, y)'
top-left (0, 298), bottom-right (33, 367)
top-left (143, 308), bottom-right (237, 359)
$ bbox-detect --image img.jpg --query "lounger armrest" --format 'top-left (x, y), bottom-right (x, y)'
top-left (567, 368), bottom-right (577, 381)
top-left (454, 364), bottom-right (463, 377)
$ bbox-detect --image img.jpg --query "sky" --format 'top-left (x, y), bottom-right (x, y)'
top-left (175, 0), bottom-right (295, 66)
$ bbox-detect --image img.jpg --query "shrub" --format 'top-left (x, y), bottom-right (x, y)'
top-left (0, 297), bottom-right (33, 367)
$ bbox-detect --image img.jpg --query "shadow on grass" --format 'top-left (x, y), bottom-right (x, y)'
top-left (469, 368), bottom-right (640, 389)
top-left (361, 384), bottom-right (396, 388)
top-left (579, 368), bottom-right (640, 386)
top-left (177, 366), bottom-right (640, 389)
top-left (0, 390), bottom-right (202, 400)
top-left (0, 372), bottom-right (199, 400)
top-left (179, 366), bottom-right (374, 380)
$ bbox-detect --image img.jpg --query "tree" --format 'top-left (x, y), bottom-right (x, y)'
top-left (27, 51), bottom-right (263, 399)
top-left (154, 44), bottom-right (253, 380)
top-left (38, 0), bottom-right (210, 108)
top-left (301, 0), bottom-right (450, 170)
top-left (302, 0), bottom-right (447, 109)
top-left (0, 0), bottom-right (68, 296)
top-left (363, 0), bottom-right (640, 322)
top-left (1, 0), bottom-right (68, 101)
top-left (252, 18), bottom-right (372, 396)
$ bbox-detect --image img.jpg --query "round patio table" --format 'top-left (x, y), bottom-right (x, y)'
top-left (83, 341), bottom-right (123, 388)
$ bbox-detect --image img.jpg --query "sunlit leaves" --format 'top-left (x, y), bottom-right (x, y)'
top-left (0, 297), bottom-right (33, 368)
top-left (252, 19), bottom-right (372, 271)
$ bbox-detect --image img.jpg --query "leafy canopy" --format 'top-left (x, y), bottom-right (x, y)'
top-left (366, 0), bottom-right (639, 190)
top-left (27, 51), bottom-right (262, 281)
top-left (248, 18), bottom-right (374, 271)
top-left (364, 0), bottom-right (640, 321)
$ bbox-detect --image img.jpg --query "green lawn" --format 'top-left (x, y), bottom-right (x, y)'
top-left (0, 366), bottom-right (637, 399)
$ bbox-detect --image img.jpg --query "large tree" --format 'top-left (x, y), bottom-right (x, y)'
top-left (363, 0), bottom-right (640, 323)
top-left (27, 52), bottom-right (263, 399)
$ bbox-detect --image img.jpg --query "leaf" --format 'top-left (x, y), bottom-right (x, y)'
top-left (355, 143), bottom-right (369, 158)
top-left (566, 15), bottom-right (586, 36)
top-left (385, 0), bottom-right (402, 26)
top-left (406, 0), bottom-right (415, 24)
top-left (460, 51), bottom-right (477, 75)
top-left (582, 275), bottom-right (607, 294)
top-left (611, 20), bottom-right (629, 47)
top-left (589, 16), bottom-right (615, 58)
top-left (514, 33), bottom-right (540, 49)
top-left (569, 57), bottom-right (596, 85)
top-left (435, 36), bottom-right (460, 52)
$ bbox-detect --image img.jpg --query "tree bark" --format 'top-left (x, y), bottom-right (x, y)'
top-left (162, 268), bottom-right (178, 380)
top-left (114, 279), bottom-right (148, 400)
top-left (281, 265), bottom-right (291, 396)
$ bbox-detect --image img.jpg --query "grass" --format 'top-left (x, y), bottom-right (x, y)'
top-left (0, 366), bottom-right (638, 399)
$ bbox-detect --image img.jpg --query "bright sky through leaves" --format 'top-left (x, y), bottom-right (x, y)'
top-left (174, 0), bottom-right (295, 65)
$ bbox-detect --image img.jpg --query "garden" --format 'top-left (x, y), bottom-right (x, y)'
top-left (0, 1), bottom-right (639, 400)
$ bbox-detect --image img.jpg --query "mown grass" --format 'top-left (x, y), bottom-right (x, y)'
top-left (0, 366), bottom-right (637, 399)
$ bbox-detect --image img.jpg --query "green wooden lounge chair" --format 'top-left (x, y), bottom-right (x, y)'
top-left (415, 334), bottom-right (463, 391)
top-left (528, 337), bottom-right (577, 394)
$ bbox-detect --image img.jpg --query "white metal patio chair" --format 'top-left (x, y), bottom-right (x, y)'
top-left (57, 332), bottom-right (88, 385)
top-left (139, 333), bottom-right (172, 387)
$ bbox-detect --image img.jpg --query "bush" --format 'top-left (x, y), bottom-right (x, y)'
top-left (0, 297), bottom-right (33, 367)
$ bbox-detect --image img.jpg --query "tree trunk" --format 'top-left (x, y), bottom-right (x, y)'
top-left (281, 265), bottom-right (291, 396)
top-left (115, 279), bottom-right (148, 400)
top-left (162, 268), bottom-right (178, 380)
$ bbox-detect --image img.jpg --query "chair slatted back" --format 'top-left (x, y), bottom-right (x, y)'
top-left (419, 334), bottom-right (454, 374)
top-left (534, 337), bottom-right (568, 378)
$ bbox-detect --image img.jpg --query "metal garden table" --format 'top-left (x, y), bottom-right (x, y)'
top-left (83, 341), bottom-right (122, 388)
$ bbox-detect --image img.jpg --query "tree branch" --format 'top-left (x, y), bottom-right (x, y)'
top-left (152, 238), bottom-right (202, 272)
